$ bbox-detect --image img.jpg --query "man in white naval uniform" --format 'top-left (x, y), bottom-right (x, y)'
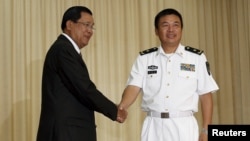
top-left (119, 8), bottom-right (219, 141)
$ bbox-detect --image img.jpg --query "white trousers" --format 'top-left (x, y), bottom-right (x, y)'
top-left (141, 116), bottom-right (199, 141)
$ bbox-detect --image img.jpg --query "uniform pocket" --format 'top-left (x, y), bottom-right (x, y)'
top-left (145, 73), bottom-right (161, 93)
top-left (178, 71), bottom-right (197, 79)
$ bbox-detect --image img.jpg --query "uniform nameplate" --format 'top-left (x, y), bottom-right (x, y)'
top-left (148, 71), bottom-right (157, 74)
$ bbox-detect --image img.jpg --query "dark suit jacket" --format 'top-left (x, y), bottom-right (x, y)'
top-left (37, 35), bottom-right (118, 141)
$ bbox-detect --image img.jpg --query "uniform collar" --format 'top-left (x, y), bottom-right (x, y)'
top-left (158, 44), bottom-right (185, 58)
top-left (175, 44), bottom-right (185, 58)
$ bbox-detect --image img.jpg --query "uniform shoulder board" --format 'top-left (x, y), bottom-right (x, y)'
top-left (185, 46), bottom-right (203, 55)
top-left (139, 47), bottom-right (158, 55)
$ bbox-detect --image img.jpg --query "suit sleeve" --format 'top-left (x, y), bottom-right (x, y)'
top-left (57, 47), bottom-right (117, 121)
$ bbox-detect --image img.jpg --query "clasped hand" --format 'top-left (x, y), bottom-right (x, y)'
top-left (116, 106), bottom-right (127, 123)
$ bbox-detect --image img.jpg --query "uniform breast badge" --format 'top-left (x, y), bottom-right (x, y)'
top-left (180, 63), bottom-right (195, 72)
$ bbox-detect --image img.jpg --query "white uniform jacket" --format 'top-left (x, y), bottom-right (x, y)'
top-left (127, 44), bottom-right (219, 113)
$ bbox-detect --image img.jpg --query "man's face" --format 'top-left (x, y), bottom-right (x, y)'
top-left (155, 14), bottom-right (182, 47)
top-left (67, 12), bottom-right (94, 49)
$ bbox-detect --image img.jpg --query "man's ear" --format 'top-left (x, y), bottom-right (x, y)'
top-left (155, 28), bottom-right (159, 36)
top-left (66, 20), bottom-right (73, 30)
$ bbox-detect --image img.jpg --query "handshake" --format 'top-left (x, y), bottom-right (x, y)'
top-left (116, 105), bottom-right (128, 123)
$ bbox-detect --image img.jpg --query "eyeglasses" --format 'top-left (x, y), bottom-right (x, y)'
top-left (76, 22), bottom-right (95, 31)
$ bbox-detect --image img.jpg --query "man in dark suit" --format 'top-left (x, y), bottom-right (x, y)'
top-left (36, 6), bottom-right (127, 141)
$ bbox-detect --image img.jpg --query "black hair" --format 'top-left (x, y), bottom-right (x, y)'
top-left (154, 8), bottom-right (183, 29)
top-left (61, 6), bottom-right (92, 31)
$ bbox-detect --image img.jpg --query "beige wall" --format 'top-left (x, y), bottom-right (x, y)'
top-left (0, 0), bottom-right (249, 141)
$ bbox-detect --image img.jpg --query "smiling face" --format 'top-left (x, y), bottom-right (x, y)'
top-left (155, 14), bottom-right (182, 48)
top-left (65, 12), bottom-right (94, 49)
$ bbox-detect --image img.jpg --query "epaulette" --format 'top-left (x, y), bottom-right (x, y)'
top-left (139, 47), bottom-right (158, 55)
top-left (185, 46), bottom-right (203, 55)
